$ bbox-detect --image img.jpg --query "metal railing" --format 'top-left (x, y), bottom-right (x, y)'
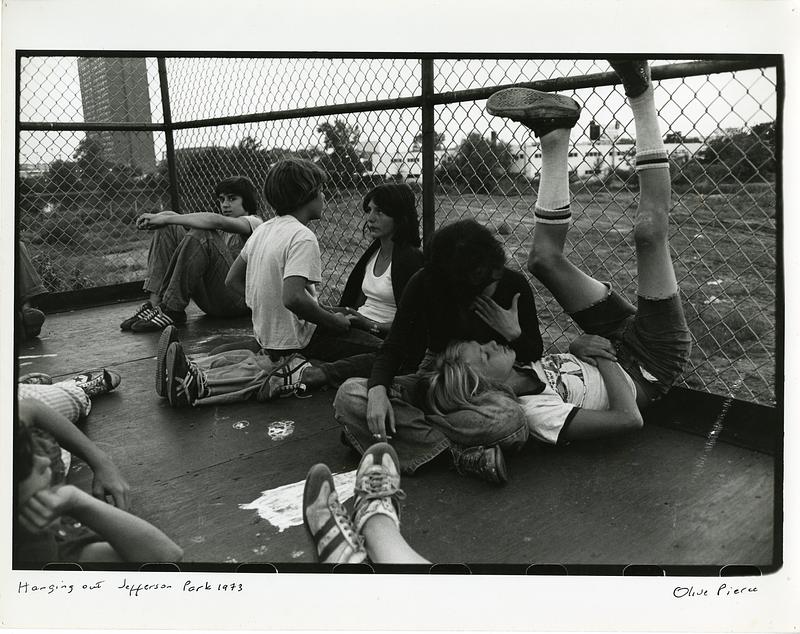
top-left (16, 54), bottom-right (779, 405)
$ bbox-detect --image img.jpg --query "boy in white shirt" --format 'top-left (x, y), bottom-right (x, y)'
top-left (159, 159), bottom-right (384, 407)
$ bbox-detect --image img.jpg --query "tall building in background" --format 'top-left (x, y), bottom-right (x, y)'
top-left (77, 57), bottom-right (156, 172)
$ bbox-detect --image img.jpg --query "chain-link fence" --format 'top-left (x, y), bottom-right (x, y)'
top-left (16, 55), bottom-right (778, 406)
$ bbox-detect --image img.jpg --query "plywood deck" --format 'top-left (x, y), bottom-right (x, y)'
top-left (16, 301), bottom-right (778, 571)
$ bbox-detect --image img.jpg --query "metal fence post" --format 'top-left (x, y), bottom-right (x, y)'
top-left (421, 57), bottom-right (436, 246)
top-left (157, 57), bottom-right (180, 213)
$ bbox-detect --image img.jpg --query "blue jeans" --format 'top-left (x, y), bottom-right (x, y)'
top-left (144, 225), bottom-right (248, 317)
top-left (193, 327), bottom-right (385, 406)
top-left (334, 373), bottom-right (529, 474)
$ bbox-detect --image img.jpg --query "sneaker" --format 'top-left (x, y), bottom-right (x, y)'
top-left (262, 353), bottom-right (312, 400)
top-left (165, 342), bottom-right (206, 407)
top-left (486, 88), bottom-right (581, 137)
top-left (302, 463), bottom-right (368, 564)
top-left (352, 442), bottom-right (406, 535)
top-left (130, 306), bottom-right (186, 333)
top-left (450, 444), bottom-right (508, 485)
top-left (19, 372), bottom-right (53, 385)
top-left (120, 301), bottom-right (155, 331)
top-left (70, 369), bottom-right (122, 397)
top-left (155, 325), bottom-right (179, 397)
top-left (607, 59), bottom-right (651, 98)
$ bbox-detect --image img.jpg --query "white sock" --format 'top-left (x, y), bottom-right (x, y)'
top-left (630, 86), bottom-right (669, 171)
top-left (535, 129), bottom-right (571, 224)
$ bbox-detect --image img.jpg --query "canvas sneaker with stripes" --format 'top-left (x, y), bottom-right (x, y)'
top-left (262, 354), bottom-right (312, 400)
top-left (120, 301), bottom-right (155, 331)
top-left (486, 88), bottom-right (581, 137)
top-left (131, 305), bottom-right (186, 333)
top-left (352, 442), bottom-right (406, 536)
top-left (165, 341), bottom-right (207, 407)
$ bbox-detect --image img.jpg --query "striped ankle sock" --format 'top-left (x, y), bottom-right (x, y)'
top-left (630, 86), bottom-right (669, 172)
top-left (535, 129), bottom-right (571, 225)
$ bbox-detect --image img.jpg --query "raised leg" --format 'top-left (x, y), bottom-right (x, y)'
top-left (610, 60), bottom-right (677, 299)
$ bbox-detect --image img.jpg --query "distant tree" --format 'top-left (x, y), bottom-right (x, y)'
top-left (664, 130), bottom-right (685, 144)
top-left (46, 159), bottom-right (80, 191)
top-left (413, 130), bottom-right (446, 151)
top-left (73, 135), bottom-right (109, 183)
top-left (701, 121), bottom-right (775, 182)
top-left (237, 136), bottom-right (263, 153)
top-left (317, 120), bottom-right (361, 152)
top-left (436, 132), bottom-right (514, 194)
top-left (316, 119), bottom-right (365, 187)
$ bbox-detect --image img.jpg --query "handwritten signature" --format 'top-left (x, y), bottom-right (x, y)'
top-left (673, 583), bottom-right (758, 598)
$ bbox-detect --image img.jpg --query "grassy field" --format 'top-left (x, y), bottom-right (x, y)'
top-left (22, 182), bottom-right (777, 406)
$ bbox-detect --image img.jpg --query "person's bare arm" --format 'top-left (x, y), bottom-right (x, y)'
top-left (558, 359), bottom-right (642, 442)
top-left (282, 276), bottom-right (350, 333)
top-left (137, 211), bottom-right (254, 235)
top-left (20, 485), bottom-right (182, 562)
top-left (18, 399), bottom-right (130, 509)
top-left (225, 255), bottom-right (247, 297)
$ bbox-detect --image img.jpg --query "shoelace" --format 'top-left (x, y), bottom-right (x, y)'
top-left (275, 381), bottom-right (311, 398)
top-left (176, 362), bottom-right (207, 404)
top-left (328, 493), bottom-right (365, 550)
top-left (354, 466), bottom-right (406, 503)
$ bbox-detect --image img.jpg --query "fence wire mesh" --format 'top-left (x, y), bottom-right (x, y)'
top-left (16, 55), bottom-right (778, 406)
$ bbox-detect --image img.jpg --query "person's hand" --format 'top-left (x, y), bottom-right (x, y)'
top-left (135, 213), bottom-right (168, 230)
top-left (569, 334), bottom-right (617, 366)
top-left (472, 293), bottom-right (522, 341)
top-left (329, 312), bottom-right (351, 334)
top-left (346, 314), bottom-right (373, 331)
top-left (18, 485), bottom-right (80, 534)
top-left (366, 386), bottom-right (395, 441)
top-left (91, 458), bottom-right (131, 510)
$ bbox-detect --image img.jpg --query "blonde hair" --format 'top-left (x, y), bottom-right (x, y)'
top-left (423, 341), bottom-right (517, 415)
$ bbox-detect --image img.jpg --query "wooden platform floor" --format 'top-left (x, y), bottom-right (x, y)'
top-left (17, 300), bottom-right (777, 569)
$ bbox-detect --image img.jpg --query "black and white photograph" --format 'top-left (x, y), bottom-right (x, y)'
top-left (2, 1), bottom-right (797, 631)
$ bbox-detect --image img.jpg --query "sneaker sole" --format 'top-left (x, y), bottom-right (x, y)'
top-left (156, 325), bottom-right (179, 397)
top-left (165, 342), bottom-right (182, 407)
top-left (358, 441), bottom-right (400, 479)
top-left (486, 88), bottom-right (580, 124)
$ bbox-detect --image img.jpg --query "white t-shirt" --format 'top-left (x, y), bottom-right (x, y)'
top-left (240, 215), bottom-right (321, 350)
top-left (357, 250), bottom-right (396, 323)
top-left (518, 353), bottom-right (638, 444)
top-left (223, 215), bottom-right (263, 254)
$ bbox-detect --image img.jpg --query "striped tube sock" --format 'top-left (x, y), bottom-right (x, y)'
top-left (535, 129), bottom-right (571, 224)
top-left (630, 86), bottom-right (669, 172)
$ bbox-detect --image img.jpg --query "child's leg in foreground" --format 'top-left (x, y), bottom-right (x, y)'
top-left (609, 60), bottom-right (677, 299)
top-left (303, 442), bottom-right (430, 564)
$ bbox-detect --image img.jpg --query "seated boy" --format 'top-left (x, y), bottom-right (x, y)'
top-left (121, 175), bottom-right (263, 332)
top-left (159, 159), bottom-right (386, 407)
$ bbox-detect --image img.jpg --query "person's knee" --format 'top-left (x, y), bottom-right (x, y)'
top-left (633, 211), bottom-right (669, 249)
top-left (333, 378), bottom-right (369, 417)
top-left (527, 246), bottom-right (568, 278)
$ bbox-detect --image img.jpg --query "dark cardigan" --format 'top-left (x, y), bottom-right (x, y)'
top-left (338, 240), bottom-right (424, 310)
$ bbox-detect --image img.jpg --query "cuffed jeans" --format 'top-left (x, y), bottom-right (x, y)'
top-left (192, 325), bottom-right (385, 406)
top-left (144, 225), bottom-right (248, 317)
top-left (334, 373), bottom-right (529, 474)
